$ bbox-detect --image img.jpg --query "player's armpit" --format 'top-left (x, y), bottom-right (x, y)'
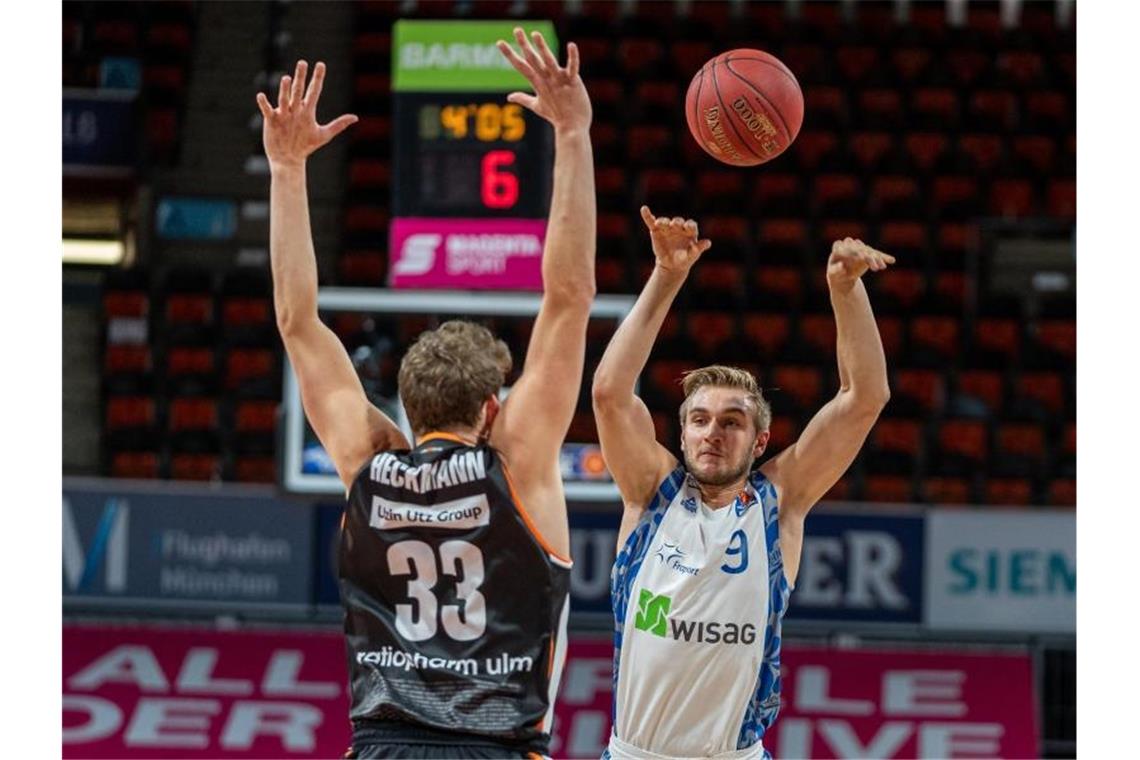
top-left (760, 389), bottom-right (884, 517)
top-left (592, 388), bottom-right (678, 509)
top-left (284, 318), bottom-right (409, 489)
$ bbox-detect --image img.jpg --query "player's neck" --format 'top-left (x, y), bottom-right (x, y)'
top-left (415, 427), bottom-right (481, 447)
top-left (698, 479), bottom-right (748, 509)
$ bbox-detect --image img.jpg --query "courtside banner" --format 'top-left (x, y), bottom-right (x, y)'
top-left (63, 481), bottom-right (312, 614)
top-left (549, 640), bottom-right (1038, 759)
top-left (925, 510), bottom-right (1075, 633)
top-left (787, 510), bottom-right (925, 624)
top-left (63, 624), bottom-right (350, 758)
top-left (392, 20), bottom-right (558, 92)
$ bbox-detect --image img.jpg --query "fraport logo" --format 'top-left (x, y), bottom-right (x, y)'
top-left (634, 588), bottom-right (757, 645)
top-left (653, 541), bottom-right (700, 576)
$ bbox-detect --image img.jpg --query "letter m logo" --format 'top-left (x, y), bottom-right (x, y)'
top-left (63, 497), bottom-right (129, 593)
top-left (634, 589), bottom-right (671, 637)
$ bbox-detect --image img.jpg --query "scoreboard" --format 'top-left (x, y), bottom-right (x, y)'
top-left (390, 21), bottom-right (557, 289)
top-left (393, 95), bottom-right (551, 218)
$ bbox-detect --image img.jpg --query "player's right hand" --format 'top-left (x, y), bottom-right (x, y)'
top-left (255, 60), bottom-right (358, 171)
top-left (497, 28), bottom-right (591, 133)
top-left (640, 206), bottom-right (713, 275)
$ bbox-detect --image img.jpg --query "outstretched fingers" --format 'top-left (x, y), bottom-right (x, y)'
top-left (497, 39), bottom-right (536, 80)
top-left (322, 113), bottom-right (359, 141)
top-left (290, 61), bottom-right (308, 109)
top-left (278, 74), bottom-right (292, 111)
top-left (513, 27), bottom-right (545, 73)
top-left (506, 91), bottom-right (539, 112)
top-left (530, 30), bottom-right (559, 71)
top-left (640, 205), bottom-right (657, 229)
top-left (566, 42), bottom-right (580, 79)
top-left (303, 61), bottom-right (326, 112)
top-left (255, 92), bottom-right (274, 120)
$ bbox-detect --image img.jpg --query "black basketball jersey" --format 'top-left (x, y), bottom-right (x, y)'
top-left (339, 433), bottom-right (572, 751)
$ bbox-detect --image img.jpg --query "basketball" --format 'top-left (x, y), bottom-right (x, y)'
top-left (684, 49), bottom-right (804, 167)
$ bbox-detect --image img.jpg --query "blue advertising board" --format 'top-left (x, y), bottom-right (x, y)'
top-left (155, 196), bottom-right (239, 240)
top-left (62, 89), bottom-right (137, 170)
top-left (63, 479), bottom-right (313, 615)
top-left (786, 510), bottom-right (925, 624)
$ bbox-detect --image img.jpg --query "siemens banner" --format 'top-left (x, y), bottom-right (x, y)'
top-left (63, 480), bottom-right (312, 614)
top-left (787, 509), bottom-right (925, 625)
top-left (925, 510), bottom-right (1075, 633)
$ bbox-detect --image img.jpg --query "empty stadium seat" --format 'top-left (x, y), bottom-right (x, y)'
top-left (922, 476), bottom-right (973, 506)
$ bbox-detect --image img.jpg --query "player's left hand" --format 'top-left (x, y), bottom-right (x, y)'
top-left (827, 238), bottom-right (896, 291)
top-left (497, 28), bottom-right (591, 133)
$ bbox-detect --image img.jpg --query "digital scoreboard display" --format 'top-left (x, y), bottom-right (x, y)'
top-left (389, 20), bottom-right (558, 290)
top-left (392, 93), bottom-right (552, 218)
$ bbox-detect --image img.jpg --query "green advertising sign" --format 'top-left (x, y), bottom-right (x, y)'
top-left (393, 20), bottom-right (559, 92)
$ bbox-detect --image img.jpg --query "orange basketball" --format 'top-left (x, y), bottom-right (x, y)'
top-left (684, 49), bottom-right (804, 167)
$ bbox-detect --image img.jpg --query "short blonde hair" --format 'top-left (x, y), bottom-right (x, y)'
top-left (678, 365), bottom-right (772, 433)
top-left (398, 320), bottom-right (512, 436)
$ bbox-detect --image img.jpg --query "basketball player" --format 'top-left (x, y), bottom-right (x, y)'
top-left (258, 28), bottom-right (594, 759)
top-left (591, 207), bottom-right (894, 759)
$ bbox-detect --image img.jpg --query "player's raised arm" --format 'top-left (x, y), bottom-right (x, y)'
top-left (592, 207), bottom-right (713, 508)
top-left (260, 61), bottom-right (408, 488)
top-left (761, 238), bottom-right (894, 516)
top-left (487, 30), bottom-right (595, 510)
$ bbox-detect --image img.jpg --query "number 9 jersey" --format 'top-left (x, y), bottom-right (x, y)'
top-left (339, 432), bottom-right (571, 753)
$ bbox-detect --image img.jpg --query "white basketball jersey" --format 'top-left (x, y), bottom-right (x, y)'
top-left (606, 468), bottom-right (791, 760)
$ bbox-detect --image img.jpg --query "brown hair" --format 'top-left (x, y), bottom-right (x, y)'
top-left (678, 364), bottom-right (772, 433)
top-left (398, 320), bottom-right (512, 436)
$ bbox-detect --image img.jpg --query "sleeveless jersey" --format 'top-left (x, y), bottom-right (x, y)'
top-left (340, 433), bottom-right (572, 751)
top-left (607, 467), bottom-right (792, 760)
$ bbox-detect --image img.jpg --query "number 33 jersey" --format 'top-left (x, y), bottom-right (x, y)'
top-left (608, 468), bottom-right (792, 760)
top-left (340, 433), bottom-right (571, 747)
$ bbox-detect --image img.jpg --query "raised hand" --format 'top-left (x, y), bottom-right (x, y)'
top-left (255, 60), bottom-right (358, 170)
top-left (640, 206), bottom-right (712, 275)
top-left (827, 237), bottom-right (897, 291)
top-left (496, 28), bottom-right (591, 133)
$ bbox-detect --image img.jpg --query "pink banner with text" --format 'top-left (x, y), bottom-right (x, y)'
top-left (389, 217), bottom-right (546, 290)
top-left (63, 627), bottom-right (1038, 759)
top-left (550, 640), bottom-right (1040, 759)
top-left (63, 624), bottom-right (351, 758)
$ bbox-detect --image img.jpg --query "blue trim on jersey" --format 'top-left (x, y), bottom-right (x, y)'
top-left (608, 467), bottom-right (686, 727)
top-left (735, 470), bottom-right (793, 753)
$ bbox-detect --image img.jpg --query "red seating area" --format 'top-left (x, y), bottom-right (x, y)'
top-left (101, 268), bottom-right (281, 482)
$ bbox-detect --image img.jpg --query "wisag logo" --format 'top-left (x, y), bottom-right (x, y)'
top-left (62, 497), bottom-right (129, 593)
top-left (633, 588), bottom-right (757, 645)
top-left (634, 590), bottom-right (671, 636)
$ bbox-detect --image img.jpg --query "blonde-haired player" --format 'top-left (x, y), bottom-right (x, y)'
top-left (592, 206), bottom-right (894, 759)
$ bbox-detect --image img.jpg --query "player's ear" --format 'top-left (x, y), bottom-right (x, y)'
top-left (481, 394), bottom-right (502, 437)
top-left (753, 429), bottom-right (770, 458)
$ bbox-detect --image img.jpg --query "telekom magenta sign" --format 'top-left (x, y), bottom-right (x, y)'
top-left (63, 624), bottom-right (351, 758)
top-left (389, 217), bottom-right (546, 290)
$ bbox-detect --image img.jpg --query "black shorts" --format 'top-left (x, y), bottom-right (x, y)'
top-left (347, 720), bottom-right (545, 759)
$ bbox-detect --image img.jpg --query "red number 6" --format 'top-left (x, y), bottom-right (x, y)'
top-left (481, 150), bottom-right (519, 209)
